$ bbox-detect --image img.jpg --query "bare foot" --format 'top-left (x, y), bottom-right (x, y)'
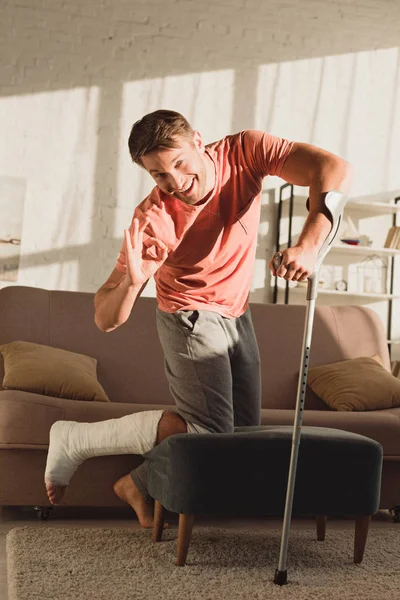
top-left (113, 474), bottom-right (159, 529)
top-left (45, 482), bottom-right (67, 505)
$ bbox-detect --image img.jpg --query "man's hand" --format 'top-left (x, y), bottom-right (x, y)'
top-left (268, 245), bottom-right (319, 281)
top-left (124, 217), bottom-right (169, 286)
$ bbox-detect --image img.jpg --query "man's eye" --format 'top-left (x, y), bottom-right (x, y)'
top-left (155, 173), bottom-right (165, 179)
top-left (176, 161), bottom-right (183, 167)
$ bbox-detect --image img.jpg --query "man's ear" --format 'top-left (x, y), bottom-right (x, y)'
top-left (192, 130), bottom-right (205, 152)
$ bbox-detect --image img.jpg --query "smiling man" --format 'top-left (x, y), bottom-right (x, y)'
top-left (44, 110), bottom-right (352, 527)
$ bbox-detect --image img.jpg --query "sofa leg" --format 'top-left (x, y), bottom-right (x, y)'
top-left (152, 501), bottom-right (166, 542)
top-left (33, 506), bottom-right (53, 521)
top-left (176, 514), bottom-right (195, 567)
top-left (354, 515), bottom-right (370, 564)
top-left (316, 515), bottom-right (327, 541)
top-left (389, 505), bottom-right (400, 523)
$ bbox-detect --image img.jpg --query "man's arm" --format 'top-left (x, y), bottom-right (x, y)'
top-left (270, 142), bottom-right (353, 281)
top-left (94, 218), bottom-right (168, 332)
top-left (94, 269), bottom-right (148, 333)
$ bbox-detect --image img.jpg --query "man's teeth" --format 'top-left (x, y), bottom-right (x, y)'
top-left (181, 179), bottom-right (194, 193)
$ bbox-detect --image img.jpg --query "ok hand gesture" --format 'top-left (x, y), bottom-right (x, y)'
top-left (124, 217), bottom-right (168, 286)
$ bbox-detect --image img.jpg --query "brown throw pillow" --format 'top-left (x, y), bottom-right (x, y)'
top-left (0, 341), bottom-right (110, 402)
top-left (307, 355), bottom-right (400, 411)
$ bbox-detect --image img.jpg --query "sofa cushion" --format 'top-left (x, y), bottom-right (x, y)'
top-left (307, 355), bottom-right (400, 411)
top-left (0, 341), bottom-right (110, 403)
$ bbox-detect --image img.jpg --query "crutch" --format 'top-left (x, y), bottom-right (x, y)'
top-left (272, 190), bottom-right (348, 586)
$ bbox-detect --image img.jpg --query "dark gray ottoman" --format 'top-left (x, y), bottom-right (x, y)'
top-left (145, 426), bottom-right (383, 566)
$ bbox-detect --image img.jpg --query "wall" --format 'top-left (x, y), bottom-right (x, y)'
top-left (1, 0), bottom-right (399, 353)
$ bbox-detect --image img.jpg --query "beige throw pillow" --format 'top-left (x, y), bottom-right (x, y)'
top-left (0, 341), bottom-right (110, 402)
top-left (307, 355), bottom-right (400, 411)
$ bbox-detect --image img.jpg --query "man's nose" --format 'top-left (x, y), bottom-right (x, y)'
top-left (167, 172), bottom-right (185, 191)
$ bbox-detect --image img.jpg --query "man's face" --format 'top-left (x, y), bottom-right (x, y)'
top-left (141, 132), bottom-right (210, 205)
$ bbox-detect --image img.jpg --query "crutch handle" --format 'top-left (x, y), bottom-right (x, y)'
top-left (272, 190), bottom-right (347, 285)
top-left (310, 190), bottom-right (348, 275)
top-left (272, 190), bottom-right (347, 268)
top-left (272, 251), bottom-right (283, 271)
top-left (307, 191), bottom-right (348, 299)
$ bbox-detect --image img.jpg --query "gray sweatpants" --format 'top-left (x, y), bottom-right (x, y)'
top-left (130, 307), bottom-right (262, 500)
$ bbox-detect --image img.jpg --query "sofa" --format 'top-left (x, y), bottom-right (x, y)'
top-left (0, 285), bottom-right (399, 514)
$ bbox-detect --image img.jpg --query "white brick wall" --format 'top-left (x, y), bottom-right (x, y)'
top-left (1, 0), bottom-right (400, 352)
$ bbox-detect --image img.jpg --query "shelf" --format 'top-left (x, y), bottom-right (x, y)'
top-left (279, 241), bottom-right (400, 256)
top-left (342, 200), bottom-right (399, 214)
top-left (282, 194), bottom-right (400, 214)
top-left (287, 286), bottom-right (400, 300)
top-left (331, 244), bottom-right (400, 256)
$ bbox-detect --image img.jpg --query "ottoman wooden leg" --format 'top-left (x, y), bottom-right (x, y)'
top-left (316, 515), bottom-right (327, 541)
top-left (176, 514), bottom-right (195, 567)
top-left (152, 501), bottom-right (166, 542)
top-left (354, 515), bottom-right (370, 564)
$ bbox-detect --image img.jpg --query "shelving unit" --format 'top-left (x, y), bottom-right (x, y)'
top-left (279, 241), bottom-right (400, 257)
top-left (273, 183), bottom-right (400, 355)
top-left (325, 244), bottom-right (400, 257)
top-left (289, 286), bottom-right (400, 301)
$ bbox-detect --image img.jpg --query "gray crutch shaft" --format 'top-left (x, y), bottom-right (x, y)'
top-left (272, 190), bottom-right (347, 586)
top-left (275, 277), bottom-right (317, 584)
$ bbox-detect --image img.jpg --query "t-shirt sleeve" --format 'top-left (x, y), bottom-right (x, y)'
top-left (241, 129), bottom-right (294, 179)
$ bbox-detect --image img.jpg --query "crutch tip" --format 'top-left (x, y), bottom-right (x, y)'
top-left (273, 569), bottom-right (288, 586)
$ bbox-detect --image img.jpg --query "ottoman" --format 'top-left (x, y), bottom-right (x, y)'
top-left (145, 426), bottom-right (383, 566)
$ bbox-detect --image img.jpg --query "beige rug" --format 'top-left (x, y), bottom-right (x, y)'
top-left (6, 526), bottom-right (399, 600)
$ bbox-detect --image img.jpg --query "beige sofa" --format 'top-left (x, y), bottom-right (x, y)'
top-left (0, 285), bottom-right (399, 516)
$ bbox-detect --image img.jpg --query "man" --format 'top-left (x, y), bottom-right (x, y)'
top-left (44, 110), bottom-right (352, 527)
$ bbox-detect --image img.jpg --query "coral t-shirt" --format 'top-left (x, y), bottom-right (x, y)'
top-left (116, 130), bottom-right (293, 318)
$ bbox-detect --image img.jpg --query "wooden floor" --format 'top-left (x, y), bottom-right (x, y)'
top-left (0, 506), bottom-right (397, 600)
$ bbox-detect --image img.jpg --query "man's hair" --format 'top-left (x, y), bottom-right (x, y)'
top-left (128, 110), bottom-right (194, 166)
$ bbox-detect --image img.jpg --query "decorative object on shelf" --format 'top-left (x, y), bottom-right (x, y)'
top-left (338, 234), bottom-right (372, 247)
top-left (356, 255), bottom-right (387, 294)
top-left (340, 216), bottom-right (361, 246)
top-left (318, 270), bottom-right (328, 289)
top-left (317, 265), bottom-right (343, 290)
top-left (341, 238), bottom-right (360, 246)
top-left (0, 177), bottom-right (25, 283)
top-left (335, 279), bottom-right (348, 292)
top-left (384, 226), bottom-right (400, 249)
top-left (359, 235), bottom-right (373, 247)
